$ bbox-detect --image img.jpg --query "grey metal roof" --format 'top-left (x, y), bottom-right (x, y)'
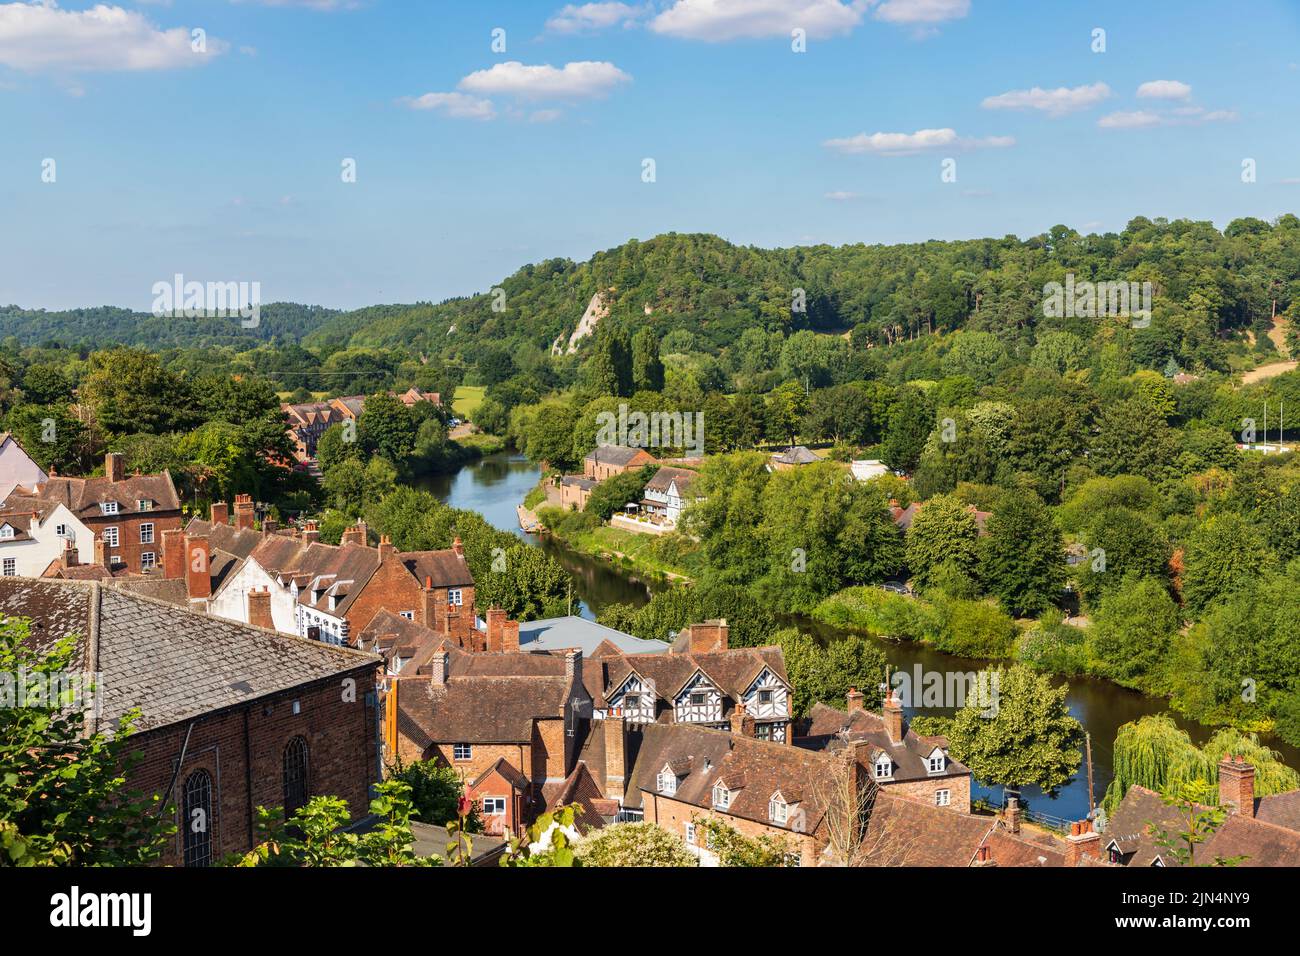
top-left (517, 615), bottom-right (669, 655)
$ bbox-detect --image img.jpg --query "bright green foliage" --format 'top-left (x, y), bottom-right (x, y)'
top-left (585, 464), bottom-right (656, 520)
top-left (358, 391), bottom-right (417, 464)
top-left (573, 821), bottom-right (698, 867)
top-left (772, 628), bottom-right (887, 718)
top-left (1087, 575), bottom-right (1180, 684)
top-left (695, 818), bottom-right (796, 866)
top-left (978, 492), bottom-right (1065, 617)
top-left (1180, 513), bottom-right (1276, 618)
top-left (905, 494), bottom-right (980, 592)
top-left (387, 759), bottom-right (483, 830)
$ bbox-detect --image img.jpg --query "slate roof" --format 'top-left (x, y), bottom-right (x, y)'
top-left (400, 549), bottom-right (474, 588)
top-left (771, 446), bottom-right (819, 465)
top-left (28, 471), bottom-right (181, 518)
top-left (585, 444), bottom-right (653, 467)
top-left (644, 466), bottom-right (699, 495)
top-left (396, 674), bottom-right (572, 745)
top-left (1256, 789), bottom-right (1300, 833)
top-left (796, 702), bottom-right (970, 782)
top-left (518, 616), bottom-right (669, 656)
top-left (184, 517), bottom-right (265, 561)
top-left (0, 577), bottom-right (380, 733)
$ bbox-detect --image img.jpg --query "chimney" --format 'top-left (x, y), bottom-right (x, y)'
top-left (452, 536), bottom-right (464, 559)
top-left (687, 619), bottom-right (728, 654)
top-left (502, 619), bottom-right (520, 653)
top-left (486, 608), bottom-right (507, 652)
top-left (262, 518), bottom-right (278, 535)
top-left (59, 537), bottom-right (78, 569)
top-left (94, 537), bottom-right (109, 568)
top-left (247, 587), bottom-right (273, 630)
top-left (233, 494), bottom-right (255, 532)
top-left (972, 845), bottom-right (996, 867)
top-left (431, 650), bottom-right (449, 686)
top-left (565, 649), bottom-right (582, 683)
top-left (1003, 794), bottom-right (1022, 834)
top-left (340, 523), bottom-right (366, 547)
top-left (161, 528), bottom-right (184, 579)
top-left (846, 687), bottom-right (865, 713)
top-left (377, 534), bottom-right (396, 561)
top-left (301, 520), bottom-right (319, 544)
top-left (729, 702), bottom-right (756, 738)
top-left (210, 500), bottom-right (229, 527)
top-left (1064, 819), bottom-right (1101, 867)
top-left (421, 576), bottom-right (446, 632)
top-left (1218, 756), bottom-right (1256, 818)
top-left (185, 534), bottom-right (211, 600)
top-left (604, 710), bottom-right (626, 801)
top-left (105, 452), bottom-right (125, 483)
top-left (883, 690), bottom-right (905, 743)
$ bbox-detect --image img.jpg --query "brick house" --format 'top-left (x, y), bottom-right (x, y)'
top-left (282, 400), bottom-right (349, 461)
top-left (12, 453), bottom-right (182, 575)
top-left (583, 444), bottom-right (656, 481)
top-left (0, 577), bottom-right (382, 867)
top-left (794, 689), bottom-right (973, 812)
top-left (559, 475), bottom-right (598, 511)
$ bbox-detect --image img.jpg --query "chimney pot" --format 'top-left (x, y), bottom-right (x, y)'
top-left (1218, 755), bottom-right (1256, 818)
top-left (846, 687), bottom-right (865, 713)
top-left (452, 536), bottom-right (464, 558)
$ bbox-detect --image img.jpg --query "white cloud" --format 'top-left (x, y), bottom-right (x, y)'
top-left (1097, 110), bottom-right (1162, 129)
top-left (869, 0), bottom-right (969, 25)
top-left (981, 82), bottom-right (1110, 117)
top-left (823, 127), bottom-right (1014, 155)
top-left (0, 1), bottom-right (226, 72)
top-left (1136, 79), bottom-right (1192, 100)
top-left (824, 190), bottom-right (861, 200)
top-left (545, 2), bottom-right (648, 34)
top-left (459, 60), bottom-right (630, 100)
top-left (650, 0), bottom-right (864, 42)
top-left (403, 91), bottom-right (496, 120)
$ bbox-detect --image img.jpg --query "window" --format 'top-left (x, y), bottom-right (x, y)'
top-left (182, 770), bottom-right (213, 868)
top-left (282, 736), bottom-right (309, 816)
top-left (684, 822), bottom-right (696, 845)
top-left (399, 610), bottom-right (414, 621)
top-left (712, 784), bottom-right (730, 810)
top-left (448, 588), bottom-right (463, 607)
top-left (100, 501), bottom-right (119, 515)
top-left (103, 527), bottom-right (119, 548)
top-left (875, 757), bottom-right (893, 780)
top-left (140, 522), bottom-right (154, 544)
top-left (2, 558), bottom-right (14, 577)
top-left (928, 754), bottom-right (946, 774)
top-left (769, 796), bottom-right (788, 824)
top-left (935, 789), bottom-right (951, 807)
top-left (453, 743), bottom-right (472, 761)
top-left (0, 525), bottom-right (12, 540)
top-left (657, 770), bottom-right (677, 795)
top-left (482, 797), bottom-right (506, 815)
top-left (56, 524), bottom-right (69, 537)
top-left (625, 694), bottom-right (640, 709)
top-left (141, 552), bottom-right (156, 571)
top-left (758, 689), bottom-right (773, 706)
top-left (137, 499), bottom-right (153, 511)
top-left (689, 691), bottom-right (706, 707)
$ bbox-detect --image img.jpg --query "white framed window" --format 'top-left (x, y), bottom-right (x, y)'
top-left (690, 691), bottom-right (706, 706)
top-left (140, 522), bottom-right (154, 544)
top-left (141, 552), bottom-right (156, 570)
top-left (712, 784), bottom-right (730, 810)
top-left (452, 743), bottom-right (472, 761)
top-left (625, 694), bottom-right (640, 709)
top-left (103, 527), bottom-right (119, 548)
top-left (100, 501), bottom-right (119, 515)
top-left (928, 754), bottom-right (946, 774)
top-left (448, 588), bottom-right (463, 606)
top-left (657, 770), bottom-right (677, 796)
top-left (935, 789), bottom-right (951, 807)
top-left (0, 526), bottom-right (12, 540)
top-left (56, 524), bottom-right (69, 538)
top-left (482, 797), bottom-right (506, 815)
top-left (399, 610), bottom-right (414, 621)
top-left (684, 822), bottom-right (696, 845)
top-left (769, 797), bottom-right (788, 824)
top-left (2, 558), bottom-right (14, 576)
top-left (137, 499), bottom-right (153, 511)
top-left (875, 757), bottom-right (893, 780)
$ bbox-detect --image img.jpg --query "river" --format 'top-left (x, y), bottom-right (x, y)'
top-left (417, 451), bottom-right (1300, 826)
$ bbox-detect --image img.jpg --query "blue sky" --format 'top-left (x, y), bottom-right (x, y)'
top-left (2, 0), bottom-right (1299, 312)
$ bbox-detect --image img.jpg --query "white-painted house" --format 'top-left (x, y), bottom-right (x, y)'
top-left (640, 466), bottom-right (700, 526)
top-left (0, 433), bottom-right (49, 504)
top-left (0, 496), bottom-right (94, 579)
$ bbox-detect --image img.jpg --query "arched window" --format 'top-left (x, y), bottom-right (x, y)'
top-left (283, 736), bottom-right (309, 816)
top-left (182, 769), bottom-right (213, 868)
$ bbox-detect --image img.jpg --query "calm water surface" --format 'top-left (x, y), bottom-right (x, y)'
top-left (419, 452), bottom-right (1300, 825)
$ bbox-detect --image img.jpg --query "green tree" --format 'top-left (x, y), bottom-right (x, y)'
top-left (978, 491), bottom-right (1065, 617)
top-left (1181, 513), bottom-right (1275, 618)
top-left (944, 664), bottom-right (1084, 794)
top-left (631, 328), bottom-right (665, 393)
top-left (387, 758), bottom-right (483, 830)
top-left (1087, 575), bottom-right (1180, 683)
top-left (1078, 508), bottom-right (1171, 602)
top-left (359, 392), bottom-right (417, 466)
top-left (573, 821), bottom-right (698, 867)
top-left (316, 422), bottom-right (361, 472)
top-left (905, 494), bottom-right (980, 592)
top-left (772, 627), bottom-right (887, 718)
top-left (79, 347), bottom-right (196, 435)
top-left (880, 385), bottom-right (932, 473)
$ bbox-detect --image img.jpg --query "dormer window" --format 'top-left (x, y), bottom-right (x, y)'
top-left (690, 691), bottom-right (706, 706)
top-left (928, 752), bottom-right (946, 774)
top-left (712, 783), bottom-right (731, 810)
top-left (874, 756), bottom-right (893, 780)
top-left (769, 795), bottom-right (788, 824)
top-left (100, 501), bottom-right (119, 515)
top-left (137, 499), bottom-right (153, 511)
top-left (656, 767), bottom-right (678, 796)
top-left (0, 525), bottom-right (12, 540)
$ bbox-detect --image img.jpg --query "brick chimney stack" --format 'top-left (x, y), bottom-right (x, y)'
top-left (105, 452), bottom-right (125, 483)
top-left (161, 529), bottom-right (184, 579)
top-left (341, 523), bottom-right (366, 547)
top-left (210, 501), bottom-right (229, 527)
top-left (1004, 794), bottom-right (1022, 834)
top-left (262, 518), bottom-right (278, 535)
top-left (729, 702), bottom-right (756, 738)
top-left (687, 619), bottom-right (729, 654)
top-left (565, 649), bottom-right (581, 682)
top-left (247, 587), bottom-right (273, 630)
top-left (846, 687), bottom-right (865, 713)
top-left (301, 521), bottom-right (319, 544)
top-left (486, 608), bottom-right (507, 652)
top-left (502, 619), bottom-right (520, 653)
top-left (185, 535), bottom-right (211, 600)
top-left (1064, 819), bottom-right (1101, 866)
top-left (94, 537), bottom-right (109, 568)
top-left (883, 690), bottom-right (905, 743)
top-left (431, 650), bottom-right (449, 686)
top-left (1218, 756), bottom-right (1256, 818)
top-left (233, 494), bottom-right (255, 532)
top-left (377, 534), bottom-right (396, 561)
top-left (59, 537), bottom-right (78, 569)
top-left (604, 709), bottom-right (626, 800)
top-left (452, 536), bottom-right (464, 559)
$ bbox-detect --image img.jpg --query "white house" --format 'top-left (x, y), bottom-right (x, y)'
top-left (0, 497), bottom-right (94, 579)
top-left (641, 466), bottom-right (700, 526)
top-left (0, 433), bottom-right (49, 503)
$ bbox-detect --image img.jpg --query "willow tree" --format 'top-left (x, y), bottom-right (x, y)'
top-left (1102, 715), bottom-right (1300, 814)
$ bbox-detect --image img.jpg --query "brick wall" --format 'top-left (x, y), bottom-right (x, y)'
top-left (883, 773), bottom-right (971, 812)
top-left (641, 792), bottom-right (820, 866)
top-left (345, 552), bottom-right (425, 634)
top-left (86, 511), bottom-right (182, 574)
top-left (428, 741), bottom-right (531, 786)
top-left (122, 665), bottom-right (379, 866)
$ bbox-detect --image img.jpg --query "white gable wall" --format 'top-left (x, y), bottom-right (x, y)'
top-left (0, 504), bottom-right (93, 578)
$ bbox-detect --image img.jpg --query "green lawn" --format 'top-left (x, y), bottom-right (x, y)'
top-left (452, 385), bottom-right (486, 419)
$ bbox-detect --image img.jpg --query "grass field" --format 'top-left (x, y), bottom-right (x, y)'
top-left (452, 385), bottom-right (486, 419)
